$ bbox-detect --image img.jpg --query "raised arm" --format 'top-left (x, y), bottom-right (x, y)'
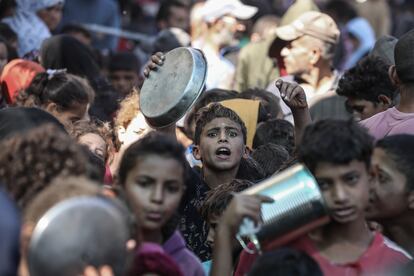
top-left (275, 80), bottom-right (312, 146)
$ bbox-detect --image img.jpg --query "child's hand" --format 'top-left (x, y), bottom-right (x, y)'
top-left (219, 193), bottom-right (274, 235)
top-left (143, 52), bottom-right (165, 78)
top-left (275, 79), bottom-right (308, 110)
top-left (82, 266), bottom-right (114, 276)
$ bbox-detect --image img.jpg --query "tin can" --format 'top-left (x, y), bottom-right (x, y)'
top-left (237, 164), bottom-right (330, 254)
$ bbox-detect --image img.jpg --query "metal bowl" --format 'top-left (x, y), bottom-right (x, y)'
top-left (139, 47), bottom-right (207, 128)
top-left (28, 197), bottom-right (130, 276)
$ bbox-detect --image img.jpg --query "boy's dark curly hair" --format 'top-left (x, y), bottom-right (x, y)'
top-left (336, 56), bottom-right (396, 103)
top-left (298, 119), bottom-right (373, 173)
top-left (0, 124), bottom-right (88, 209)
top-left (194, 103), bottom-right (247, 146)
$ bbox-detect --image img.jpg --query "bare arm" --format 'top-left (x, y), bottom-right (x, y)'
top-left (211, 194), bottom-right (273, 276)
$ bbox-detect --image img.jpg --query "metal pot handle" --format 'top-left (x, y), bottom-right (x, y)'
top-left (236, 218), bottom-right (263, 255)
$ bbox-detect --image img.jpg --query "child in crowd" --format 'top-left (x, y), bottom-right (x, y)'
top-left (361, 29), bottom-right (414, 139)
top-left (367, 134), bottom-right (414, 255)
top-left (336, 55), bottom-right (396, 121)
top-left (70, 119), bottom-right (114, 163)
top-left (200, 179), bottom-right (253, 275)
top-left (0, 124), bottom-right (88, 208)
top-left (69, 119), bottom-right (115, 184)
top-left (180, 103), bottom-right (257, 261)
top-left (108, 52), bottom-right (142, 98)
top-left (118, 132), bottom-right (204, 276)
top-left (15, 71), bottom-right (94, 125)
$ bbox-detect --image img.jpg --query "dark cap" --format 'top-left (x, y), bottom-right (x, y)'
top-left (395, 29), bottom-right (414, 83)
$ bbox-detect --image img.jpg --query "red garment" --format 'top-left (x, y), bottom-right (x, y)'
top-left (0, 59), bottom-right (44, 104)
top-left (235, 232), bottom-right (411, 276)
top-left (103, 165), bottom-right (113, 185)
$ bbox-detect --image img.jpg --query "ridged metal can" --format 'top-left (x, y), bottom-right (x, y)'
top-left (237, 164), bottom-right (330, 254)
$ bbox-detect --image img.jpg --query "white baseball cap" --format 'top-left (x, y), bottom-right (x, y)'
top-left (200, 0), bottom-right (258, 22)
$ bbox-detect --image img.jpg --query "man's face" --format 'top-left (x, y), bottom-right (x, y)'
top-left (280, 36), bottom-right (317, 76)
top-left (167, 6), bottom-right (190, 32)
top-left (109, 70), bottom-right (140, 97)
top-left (366, 148), bottom-right (409, 221)
top-left (194, 117), bottom-right (246, 172)
top-left (314, 160), bottom-right (371, 224)
top-left (212, 15), bottom-right (241, 47)
top-left (346, 98), bottom-right (386, 121)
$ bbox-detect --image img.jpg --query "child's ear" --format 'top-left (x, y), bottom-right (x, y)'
top-left (377, 95), bottom-right (392, 107)
top-left (192, 145), bottom-right (202, 161)
top-left (388, 65), bottom-right (401, 87)
top-left (408, 192), bottom-right (414, 209)
top-left (45, 102), bottom-right (58, 114)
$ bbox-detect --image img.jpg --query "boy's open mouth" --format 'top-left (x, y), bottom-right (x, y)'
top-left (215, 147), bottom-right (231, 158)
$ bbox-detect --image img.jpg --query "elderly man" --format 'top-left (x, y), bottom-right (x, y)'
top-left (267, 11), bottom-right (350, 122)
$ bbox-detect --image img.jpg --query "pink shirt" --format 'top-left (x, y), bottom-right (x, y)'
top-left (360, 107), bottom-right (414, 140)
top-left (235, 232), bottom-right (411, 276)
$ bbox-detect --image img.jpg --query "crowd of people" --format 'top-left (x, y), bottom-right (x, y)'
top-left (1, 0), bottom-right (414, 275)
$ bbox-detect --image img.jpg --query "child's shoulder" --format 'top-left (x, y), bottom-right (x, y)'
top-left (375, 233), bottom-right (412, 261)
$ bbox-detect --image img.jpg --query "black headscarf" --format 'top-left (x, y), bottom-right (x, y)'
top-left (40, 35), bottom-right (101, 82)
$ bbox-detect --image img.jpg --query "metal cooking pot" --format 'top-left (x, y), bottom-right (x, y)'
top-left (28, 197), bottom-right (130, 276)
top-left (237, 164), bottom-right (330, 254)
top-left (139, 47), bottom-right (207, 128)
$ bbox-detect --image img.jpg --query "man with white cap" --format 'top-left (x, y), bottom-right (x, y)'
top-left (267, 11), bottom-right (350, 122)
top-left (193, 0), bottom-right (257, 90)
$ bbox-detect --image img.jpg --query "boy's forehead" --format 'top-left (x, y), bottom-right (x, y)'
top-left (203, 117), bottom-right (242, 131)
top-left (314, 160), bottom-right (368, 178)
